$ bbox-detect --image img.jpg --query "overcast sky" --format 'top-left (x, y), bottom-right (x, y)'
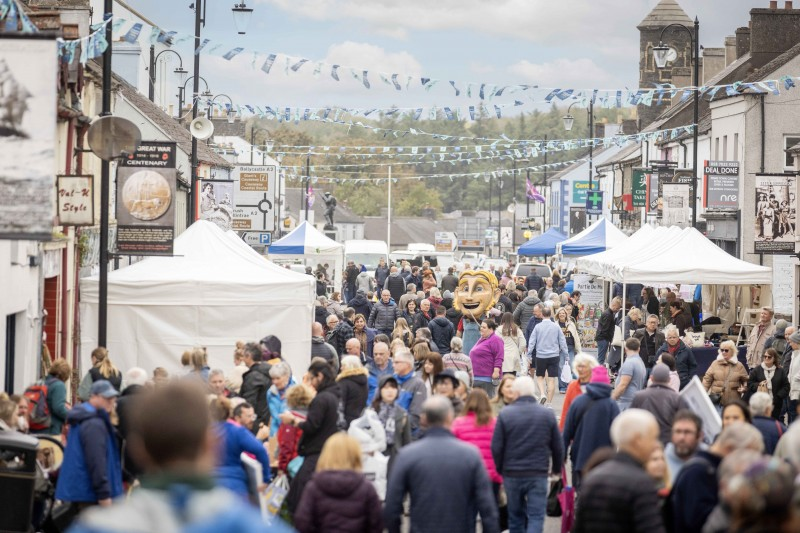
top-left (120, 0), bottom-right (760, 115)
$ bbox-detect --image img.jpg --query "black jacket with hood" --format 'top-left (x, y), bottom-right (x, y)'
top-left (240, 361), bottom-right (272, 432)
top-left (429, 316), bottom-right (455, 354)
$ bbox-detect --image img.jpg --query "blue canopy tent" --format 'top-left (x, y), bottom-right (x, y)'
top-left (517, 228), bottom-right (567, 256)
top-left (268, 221), bottom-right (345, 291)
top-left (556, 217), bottom-right (628, 256)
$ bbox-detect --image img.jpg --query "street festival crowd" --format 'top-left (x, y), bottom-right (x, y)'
top-left (2, 259), bottom-right (800, 533)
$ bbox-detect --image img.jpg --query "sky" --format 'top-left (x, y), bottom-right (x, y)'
top-left (117, 0), bottom-right (760, 116)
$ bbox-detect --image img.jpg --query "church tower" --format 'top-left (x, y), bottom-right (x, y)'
top-left (637, 0), bottom-right (695, 128)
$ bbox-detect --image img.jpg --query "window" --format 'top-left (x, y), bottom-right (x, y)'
top-left (715, 137), bottom-right (720, 160)
top-left (784, 135), bottom-right (800, 169)
top-left (723, 135), bottom-right (728, 160)
top-left (733, 133), bottom-right (739, 161)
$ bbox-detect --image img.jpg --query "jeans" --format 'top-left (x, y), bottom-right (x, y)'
top-left (789, 399), bottom-right (798, 425)
top-left (596, 339), bottom-right (609, 365)
top-left (474, 379), bottom-right (496, 399)
top-left (503, 475), bottom-right (549, 533)
top-left (558, 347), bottom-right (574, 391)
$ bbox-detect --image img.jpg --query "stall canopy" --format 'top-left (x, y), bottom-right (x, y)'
top-left (80, 220), bottom-right (315, 376)
top-left (268, 221), bottom-right (345, 290)
top-left (577, 226), bottom-right (772, 285)
top-left (557, 217), bottom-right (628, 256)
top-left (518, 228), bottom-right (567, 256)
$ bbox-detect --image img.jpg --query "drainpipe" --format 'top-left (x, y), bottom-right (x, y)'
top-left (760, 95), bottom-right (766, 173)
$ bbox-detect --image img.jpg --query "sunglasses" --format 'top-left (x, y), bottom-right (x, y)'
top-left (720, 349), bottom-right (731, 353)
top-left (764, 355), bottom-right (774, 359)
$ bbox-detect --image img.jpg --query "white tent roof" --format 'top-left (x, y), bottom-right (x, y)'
top-left (578, 226), bottom-right (772, 285)
top-left (269, 221), bottom-right (344, 256)
top-left (577, 225), bottom-right (685, 279)
top-left (81, 220), bottom-right (315, 376)
top-left (556, 217), bottom-right (628, 256)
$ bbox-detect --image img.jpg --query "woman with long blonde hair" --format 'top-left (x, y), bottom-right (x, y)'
top-left (77, 347), bottom-right (122, 401)
top-left (294, 434), bottom-right (384, 532)
top-left (392, 317), bottom-right (413, 348)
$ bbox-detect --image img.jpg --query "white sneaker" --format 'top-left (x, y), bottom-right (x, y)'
top-left (546, 403), bottom-right (554, 410)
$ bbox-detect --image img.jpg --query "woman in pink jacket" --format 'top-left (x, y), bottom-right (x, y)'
top-left (451, 388), bottom-right (503, 526)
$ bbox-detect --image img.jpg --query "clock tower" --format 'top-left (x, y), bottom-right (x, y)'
top-left (637, 0), bottom-right (695, 128)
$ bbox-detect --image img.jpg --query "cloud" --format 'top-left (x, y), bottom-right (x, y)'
top-left (323, 41), bottom-right (422, 74)
top-left (508, 58), bottom-right (616, 88)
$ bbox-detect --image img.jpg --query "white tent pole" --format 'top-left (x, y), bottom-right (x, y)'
top-left (621, 282), bottom-right (627, 366)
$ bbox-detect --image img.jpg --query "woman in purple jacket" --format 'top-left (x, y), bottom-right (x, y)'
top-left (469, 319), bottom-right (505, 399)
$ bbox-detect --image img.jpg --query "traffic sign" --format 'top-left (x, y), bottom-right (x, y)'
top-left (242, 232), bottom-right (272, 246)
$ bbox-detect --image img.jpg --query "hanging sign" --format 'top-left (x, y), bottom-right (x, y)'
top-left (704, 160), bottom-right (739, 209)
top-left (571, 180), bottom-right (590, 204)
top-left (632, 168), bottom-right (647, 207)
top-left (115, 141), bottom-right (177, 255)
top-left (585, 190), bottom-right (603, 215)
top-left (662, 183), bottom-right (691, 227)
top-left (57, 175), bottom-right (93, 225)
top-left (754, 174), bottom-right (796, 254)
top-left (232, 165), bottom-right (276, 232)
top-left (198, 179), bottom-right (235, 231)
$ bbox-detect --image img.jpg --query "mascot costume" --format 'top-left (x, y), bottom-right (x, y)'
top-left (452, 270), bottom-right (501, 355)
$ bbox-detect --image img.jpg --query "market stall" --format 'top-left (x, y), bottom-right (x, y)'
top-left (517, 227), bottom-right (567, 257)
top-left (268, 221), bottom-right (345, 292)
top-left (557, 217), bottom-right (628, 255)
top-left (80, 220), bottom-right (315, 376)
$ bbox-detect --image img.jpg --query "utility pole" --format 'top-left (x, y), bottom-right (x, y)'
top-left (98, 0), bottom-right (113, 347)
top-left (387, 166), bottom-right (392, 248)
top-left (304, 152), bottom-right (310, 221)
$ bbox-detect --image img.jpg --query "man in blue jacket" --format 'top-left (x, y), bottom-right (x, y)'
top-left (56, 380), bottom-right (123, 508)
top-left (384, 395), bottom-right (498, 533)
top-left (492, 376), bottom-right (563, 533)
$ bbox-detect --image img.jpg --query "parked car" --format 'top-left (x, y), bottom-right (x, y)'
top-left (512, 262), bottom-right (552, 286)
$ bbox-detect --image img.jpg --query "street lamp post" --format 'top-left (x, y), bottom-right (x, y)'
top-left (207, 93), bottom-right (236, 123)
top-left (275, 153), bottom-right (284, 237)
top-left (497, 176), bottom-right (503, 257)
top-left (249, 126), bottom-right (272, 165)
top-left (148, 47), bottom-right (187, 103)
top-left (564, 100), bottom-right (595, 219)
top-left (177, 75), bottom-right (209, 118)
top-left (653, 18), bottom-right (700, 228)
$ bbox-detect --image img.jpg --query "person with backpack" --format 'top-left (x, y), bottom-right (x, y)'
top-left (77, 347), bottom-right (122, 401)
top-left (28, 358), bottom-right (71, 436)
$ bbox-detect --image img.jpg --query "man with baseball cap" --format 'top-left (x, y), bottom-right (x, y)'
top-left (56, 380), bottom-right (123, 509)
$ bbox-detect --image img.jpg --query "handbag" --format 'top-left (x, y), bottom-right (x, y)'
top-left (757, 380), bottom-right (769, 394)
top-left (546, 475), bottom-right (563, 517)
top-left (264, 474), bottom-right (290, 517)
top-left (611, 325), bottom-right (624, 347)
top-left (557, 467), bottom-right (575, 533)
top-left (287, 455), bottom-right (305, 478)
top-left (560, 356), bottom-right (574, 384)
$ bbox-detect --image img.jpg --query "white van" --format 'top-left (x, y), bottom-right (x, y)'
top-left (345, 240), bottom-right (389, 272)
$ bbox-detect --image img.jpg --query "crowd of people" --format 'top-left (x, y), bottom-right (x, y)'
top-left (2, 258), bottom-right (800, 532)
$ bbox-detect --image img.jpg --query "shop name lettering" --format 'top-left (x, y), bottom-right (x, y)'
top-left (58, 188), bottom-right (90, 212)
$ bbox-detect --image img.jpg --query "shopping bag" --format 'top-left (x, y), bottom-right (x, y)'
top-left (264, 474), bottom-right (290, 517)
top-left (546, 475), bottom-right (563, 517)
top-left (560, 357), bottom-right (574, 384)
top-left (557, 467), bottom-right (575, 533)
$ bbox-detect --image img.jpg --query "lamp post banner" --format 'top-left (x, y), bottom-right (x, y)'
top-left (115, 141), bottom-right (177, 255)
top-left (754, 174), bottom-right (796, 254)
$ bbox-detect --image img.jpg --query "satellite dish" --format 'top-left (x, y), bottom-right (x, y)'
top-left (189, 117), bottom-right (214, 140)
top-left (87, 116), bottom-right (141, 161)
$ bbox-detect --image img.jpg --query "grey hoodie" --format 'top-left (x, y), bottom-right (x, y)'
top-left (513, 294), bottom-right (541, 327)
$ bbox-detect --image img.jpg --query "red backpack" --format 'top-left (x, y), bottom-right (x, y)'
top-left (24, 377), bottom-right (53, 431)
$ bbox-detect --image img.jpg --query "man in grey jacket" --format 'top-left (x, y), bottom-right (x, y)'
top-left (492, 376), bottom-right (562, 533)
top-left (369, 290), bottom-right (400, 337)
top-left (310, 322), bottom-right (339, 373)
top-left (630, 363), bottom-right (686, 444)
top-left (392, 349), bottom-right (427, 439)
top-left (385, 395), bottom-right (498, 533)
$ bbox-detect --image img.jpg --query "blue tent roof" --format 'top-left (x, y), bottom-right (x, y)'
top-left (517, 228), bottom-right (567, 256)
top-left (558, 218), bottom-right (628, 256)
top-left (268, 221), bottom-right (344, 256)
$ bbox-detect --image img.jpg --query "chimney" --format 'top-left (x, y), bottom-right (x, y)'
top-left (735, 26), bottom-right (751, 59)
top-left (594, 123), bottom-right (605, 139)
top-left (749, 3), bottom-right (800, 69)
top-left (725, 35), bottom-right (737, 66)
top-left (702, 48), bottom-right (726, 83)
top-left (770, 1), bottom-right (778, 8)
top-left (786, 1), bottom-right (794, 9)
top-left (621, 119), bottom-right (639, 135)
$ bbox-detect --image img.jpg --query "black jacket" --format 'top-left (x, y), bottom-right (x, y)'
top-left (369, 300), bottom-right (399, 332)
top-left (413, 312), bottom-right (432, 333)
top-left (574, 452), bottom-right (666, 533)
top-left (747, 365), bottom-right (790, 414)
top-left (632, 327), bottom-right (666, 367)
top-left (375, 265), bottom-right (390, 288)
top-left (311, 337), bottom-right (339, 373)
top-left (668, 450), bottom-right (721, 533)
top-left (596, 308), bottom-right (616, 342)
top-left (298, 381), bottom-right (341, 456)
top-left (429, 316), bottom-right (455, 354)
top-left (441, 274), bottom-right (459, 293)
top-left (669, 311), bottom-right (693, 336)
top-left (524, 273), bottom-right (543, 292)
top-left (656, 341), bottom-right (697, 390)
top-left (314, 305), bottom-right (329, 326)
top-left (512, 295), bottom-right (541, 326)
top-left (383, 273), bottom-right (406, 302)
top-left (349, 293), bottom-right (372, 320)
top-left (492, 396), bottom-right (563, 476)
top-left (116, 384), bottom-right (145, 482)
top-left (345, 265), bottom-right (360, 288)
top-left (337, 369), bottom-right (369, 428)
top-left (88, 367), bottom-right (122, 392)
top-left (240, 361), bottom-right (272, 432)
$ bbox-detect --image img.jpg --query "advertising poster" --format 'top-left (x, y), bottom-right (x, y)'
top-left (569, 207), bottom-right (586, 235)
top-left (116, 141), bottom-right (176, 255)
top-left (662, 183), bottom-right (691, 227)
top-left (704, 160), bottom-right (739, 209)
top-left (754, 174), bottom-right (796, 254)
top-left (199, 179), bottom-right (235, 231)
top-left (632, 168), bottom-right (647, 208)
top-left (573, 274), bottom-right (604, 349)
top-left (57, 175), bottom-right (94, 226)
top-left (0, 35), bottom-right (58, 240)
top-left (232, 165), bottom-right (276, 232)
top-left (571, 180), bottom-right (590, 204)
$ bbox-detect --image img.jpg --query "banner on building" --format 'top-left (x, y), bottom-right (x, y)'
top-left (754, 174), bottom-right (796, 254)
top-left (585, 190), bottom-right (603, 215)
top-left (704, 160), bottom-right (739, 209)
top-left (57, 175), bottom-right (93, 226)
top-left (569, 207), bottom-right (586, 235)
top-left (662, 183), bottom-right (691, 227)
top-left (116, 141), bottom-right (177, 255)
top-left (632, 168), bottom-right (647, 207)
top-left (232, 165), bottom-right (277, 232)
top-left (0, 35), bottom-right (58, 240)
top-left (198, 179), bottom-right (235, 231)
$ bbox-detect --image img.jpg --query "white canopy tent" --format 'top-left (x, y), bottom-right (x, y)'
top-left (268, 221), bottom-right (345, 292)
top-left (81, 221), bottom-right (315, 376)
